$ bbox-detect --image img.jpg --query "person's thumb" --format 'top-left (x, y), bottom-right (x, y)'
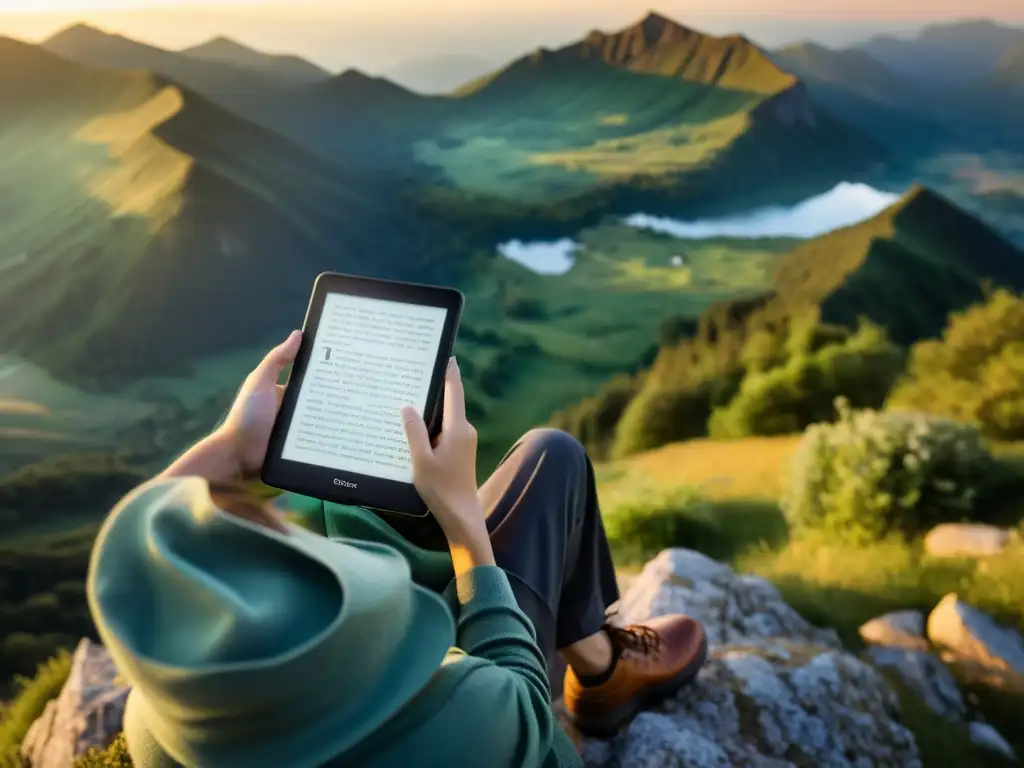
top-left (401, 406), bottom-right (432, 465)
top-left (254, 330), bottom-right (301, 386)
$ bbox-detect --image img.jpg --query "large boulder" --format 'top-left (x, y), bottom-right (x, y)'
top-left (574, 549), bottom-right (922, 768)
top-left (928, 593), bottom-right (1024, 689)
top-left (20, 638), bottom-right (129, 768)
top-left (923, 524), bottom-right (1012, 558)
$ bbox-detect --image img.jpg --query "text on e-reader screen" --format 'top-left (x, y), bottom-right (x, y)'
top-left (281, 293), bottom-right (448, 483)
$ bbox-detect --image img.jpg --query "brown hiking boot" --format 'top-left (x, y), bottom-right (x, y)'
top-left (563, 615), bottom-right (707, 738)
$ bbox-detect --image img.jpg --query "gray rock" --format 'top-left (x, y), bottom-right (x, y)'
top-left (613, 549), bottom-right (841, 650)
top-left (577, 549), bottom-right (922, 768)
top-left (859, 611), bottom-right (927, 650)
top-left (21, 638), bottom-right (129, 768)
top-left (928, 593), bottom-right (1024, 683)
top-left (866, 646), bottom-right (966, 721)
top-left (969, 721), bottom-right (1017, 761)
top-left (924, 523), bottom-right (1011, 558)
top-left (25, 550), bottom-right (927, 768)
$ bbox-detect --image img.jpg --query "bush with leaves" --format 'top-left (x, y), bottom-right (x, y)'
top-left (74, 733), bottom-right (131, 768)
top-left (603, 482), bottom-right (721, 565)
top-left (709, 321), bottom-right (905, 439)
top-left (887, 289), bottom-right (1024, 440)
top-left (781, 399), bottom-right (997, 545)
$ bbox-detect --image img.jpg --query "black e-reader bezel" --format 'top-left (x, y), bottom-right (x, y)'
top-left (261, 271), bottom-right (464, 518)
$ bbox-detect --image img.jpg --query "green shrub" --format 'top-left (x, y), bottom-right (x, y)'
top-left (0, 527), bottom-right (98, 687)
top-left (611, 371), bottom-right (743, 459)
top-left (709, 321), bottom-right (905, 439)
top-left (888, 289), bottom-right (1024, 440)
top-left (0, 651), bottom-right (73, 767)
top-left (781, 399), bottom-right (996, 545)
top-left (74, 733), bottom-right (131, 768)
top-left (548, 374), bottom-right (641, 460)
top-left (0, 453), bottom-right (146, 536)
top-left (603, 483), bottom-right (721, 566)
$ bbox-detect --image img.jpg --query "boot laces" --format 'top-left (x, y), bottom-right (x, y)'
top-left (605, 622), bottom-right (663, 656)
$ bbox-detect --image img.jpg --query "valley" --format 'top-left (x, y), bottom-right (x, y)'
top-left (2, 11), bottom-right (1024, 765)
top-left (2, 10), bottom-right (1024, 483)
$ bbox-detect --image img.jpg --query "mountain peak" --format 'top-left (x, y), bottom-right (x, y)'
top-left (890, 184), bottom-right (966, 219)
top-left (47, 23), bottom-right (108, 43)
top-left (570, 13), bottom-right (794, 95)
top-left (322, 68), bottom-right (419, 102)
top-left (634, 11), bottom-right (686, 40)
top-left (192, 35), bottom-right (256, 53)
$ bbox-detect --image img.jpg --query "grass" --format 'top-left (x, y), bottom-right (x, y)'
top-left (598, 436), bottom-right (1024, 766)
top-left (0, 651), bottom-right (72, 767)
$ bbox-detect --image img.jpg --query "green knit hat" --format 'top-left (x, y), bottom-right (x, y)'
top-left (87, 477), bottom-right (455, 767)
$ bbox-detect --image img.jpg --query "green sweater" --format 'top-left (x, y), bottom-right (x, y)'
top-left (279, 495), bottom-right (583, 768)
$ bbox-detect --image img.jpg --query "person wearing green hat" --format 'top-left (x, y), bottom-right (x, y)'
top-left (88, 331), bottom-right (707, 768)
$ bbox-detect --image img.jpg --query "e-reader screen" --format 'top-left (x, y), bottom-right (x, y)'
top-left (280, 293), bottom-right (448, 483)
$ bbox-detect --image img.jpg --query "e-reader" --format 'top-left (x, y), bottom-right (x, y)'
top-left (261, 272), bottom-right (464, 521)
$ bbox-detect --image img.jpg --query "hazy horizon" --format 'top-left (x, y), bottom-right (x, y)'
top-left (2, 1), bottom-right (1023, 75)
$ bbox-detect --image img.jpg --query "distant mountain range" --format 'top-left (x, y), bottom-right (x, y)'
top-left (0, 36), bottom-right (455, 386)
top-left (181, 35), bottom-right (330, 84)
top-left (385, 53), bottom-right (495, 94)
top-left (40, 12), bottom-right (882, 212)
top-left (860, 20), bottom-right (1024, 88)
top-left (0, 10), bottom-right (1021, 392)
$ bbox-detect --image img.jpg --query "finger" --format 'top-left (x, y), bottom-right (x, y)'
top-left (442, 357), bottom-right (467, 428)
top-left (253, 330), bottom-right (301, 386)
top-left (401, 406), bottom-right (433, 464)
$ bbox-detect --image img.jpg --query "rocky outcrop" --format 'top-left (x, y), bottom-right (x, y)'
top-left (859, 610), bottom-right (927, 651)
top-left (969, 721), bottom-right (1017, 761)
top-left (928, 593), bottom-right (1024, 689)
top-left (924, 523), bottom-right (1013, 558)
top-left (866, 646), bottom-right (966, 722)
top-left (860, 597), bottom-right (1022, 760)
top-left (26, 551), bottom-right (1022, 768)
top-left (573, 549), bottom-right (922, 768)
top-left (20, 638), bottom-right (129, 768)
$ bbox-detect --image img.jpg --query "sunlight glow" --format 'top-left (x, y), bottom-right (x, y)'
top-left (0, 0), bottom-right (272, 10)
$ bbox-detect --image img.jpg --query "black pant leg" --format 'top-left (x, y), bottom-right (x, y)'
top-left (478, 429), bottom-right (620, 668)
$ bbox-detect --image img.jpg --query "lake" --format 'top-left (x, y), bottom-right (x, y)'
top-left (497, 182), bottom-right (902, 275)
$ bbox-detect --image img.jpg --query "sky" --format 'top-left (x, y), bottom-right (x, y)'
top-left (1, 0), bottom-right (1022, 73)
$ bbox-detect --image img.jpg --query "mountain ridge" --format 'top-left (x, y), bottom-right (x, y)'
top-left (990, 42), bottom-right (1024, 88)
top-left (42, 23), bottom-right (294, 103)
top-left (385, 53), bottom-right (495, 94)
top-left (0, 38), bottom-right (456, 388)
top-left (550, 183), bottom-right (1024, 455)
top-left (462, 11), bottom-right (796, 98)
top-left (569, 11), bottom-right (795, 95)
top-left (767, 41), bottom-right (955, 152)
top-left (771, 42), bottom-right (913, 105)
top-left (181, 35), bottom-right (330, 84)
top-left (429, 10), bottom-right (882, 205)
top-left (859, 19), bottom-right (1024, 87)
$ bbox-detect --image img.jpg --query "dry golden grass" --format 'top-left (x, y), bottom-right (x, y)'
top-left (0, 399), bottom-right (50, 416)
top-left (602, 434), bottom-right (801, 501)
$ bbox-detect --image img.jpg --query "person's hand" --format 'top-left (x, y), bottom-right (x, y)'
top-left (218, 330), bottom-right (302, 478)
top-left (401, 357), bottom-right (485, 541)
